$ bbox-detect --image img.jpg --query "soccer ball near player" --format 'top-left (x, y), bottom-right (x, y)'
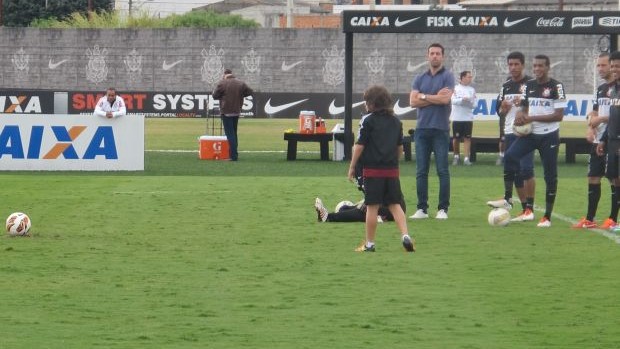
top-left (335, 200), bottom-right (355, 212)
top-left (6, 212), bottom-right (31, 236)
top-left (488, 208), bottom-right (510, 227)
top-left (512, 122), bottom-right (533, 136)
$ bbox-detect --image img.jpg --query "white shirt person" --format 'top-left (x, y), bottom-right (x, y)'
top-left (94, 88), bottom-right (126, 118)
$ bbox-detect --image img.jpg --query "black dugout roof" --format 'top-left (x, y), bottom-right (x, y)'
top-left (342, 10), bottom-right (620, 34)
top-left (340, 10), bottom-right (620, 159)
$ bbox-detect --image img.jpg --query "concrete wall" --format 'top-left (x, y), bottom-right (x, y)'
top-left (0, 27), bottom-right (605, 96)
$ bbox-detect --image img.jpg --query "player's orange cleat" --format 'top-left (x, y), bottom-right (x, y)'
top-left (571, 217), bottom-right (597, 229)
top-left (510, 208), bottom-right (534, 222)
top-left (599, 218), bottom-right (617, 229)
top-left (537, 217), bottom-right (551, 228)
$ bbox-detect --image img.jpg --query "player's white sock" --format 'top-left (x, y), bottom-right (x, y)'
top-left (366, 241), bottom-right (375, 248)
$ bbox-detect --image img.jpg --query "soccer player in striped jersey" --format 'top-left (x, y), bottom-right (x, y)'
top-left (573, 53), bottom-right (616, 229)
top-left (596, 51), bottom-right (620, 232)
top-left (505, 55), bottom-right (567, 228)
top-left (487, 51), bottom-right (536, 221)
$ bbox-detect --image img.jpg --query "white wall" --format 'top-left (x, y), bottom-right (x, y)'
top-left (114, 0), bottom-right (223, 18)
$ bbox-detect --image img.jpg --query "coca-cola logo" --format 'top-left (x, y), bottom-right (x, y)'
top-left (536, 17), bottom-right (565, 27)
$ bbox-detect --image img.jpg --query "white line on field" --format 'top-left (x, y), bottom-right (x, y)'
top-left (530, 204), bottom-right (620, 244)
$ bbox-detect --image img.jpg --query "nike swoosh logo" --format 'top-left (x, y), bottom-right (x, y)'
top-left (162, 59), bottom-right (184, 71)
top-left (328, 100), bottom-right (365, 115)
top-left (395, 17), bottom-right (420, 27)
top-left (503, 17), bottom-right (529, 27)
top-left (281, 60), bottom-right (303, 72)
top-left (407, 61), bottom-right (427, 72)
top-left (48, 59), bottom-right (69, 69)
top-left (264, 98), bottom-right (308, 115)
top-left (393, 100), bottom-right (415, 116)
top-left (550, 144), bottom-right (558, 148)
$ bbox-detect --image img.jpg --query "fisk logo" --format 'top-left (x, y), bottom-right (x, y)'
top-left (0, 96), bottom-right (42, 113)
top-left (0, 125), bottom-right (118, 159)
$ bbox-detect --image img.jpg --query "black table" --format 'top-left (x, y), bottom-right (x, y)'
top-left (283, 132), bottom-right (333, 161)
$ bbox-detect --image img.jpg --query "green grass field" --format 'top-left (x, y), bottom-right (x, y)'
top-left (1, 118), bottom-right (619, 348)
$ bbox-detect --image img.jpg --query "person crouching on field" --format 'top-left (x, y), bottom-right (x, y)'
top-left (347, 85), bottom-right (415, 252)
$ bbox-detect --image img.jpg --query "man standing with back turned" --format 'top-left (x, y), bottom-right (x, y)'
top-left (409, 43), bottom-right (455, 220)
top-left (213, 69), bottom-right (253, 161)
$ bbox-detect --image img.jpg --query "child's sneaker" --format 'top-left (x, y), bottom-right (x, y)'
top-left (355, 242), bottom-right (375, 252)
top-left (402, 235), bottom-right (415, 252)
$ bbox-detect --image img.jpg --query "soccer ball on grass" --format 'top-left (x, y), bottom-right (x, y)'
top-left (335, 200), bottom-right (355, 212)
top-left (6, 212), bottom-right (31, 236)
top-left (488, 208), bottom-right (510, 227)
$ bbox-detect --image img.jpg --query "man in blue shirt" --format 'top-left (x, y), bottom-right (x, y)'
top-left (409, 43), bottom-right (455, 220)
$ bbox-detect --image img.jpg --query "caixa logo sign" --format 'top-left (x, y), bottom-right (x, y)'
top-left (0, 95), bottom-right (43, 113)
top-left (0, 125), bottom-right (117, 159)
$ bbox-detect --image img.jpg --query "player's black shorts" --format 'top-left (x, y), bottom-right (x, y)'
top-left (588, 143), bottom-right (606, 178)
top-left (452, 121), bottom-right (473, 140)
top-left (364, 176), bottom-right (404, 206)
top-left (606, 141), bottom-right (620, 179)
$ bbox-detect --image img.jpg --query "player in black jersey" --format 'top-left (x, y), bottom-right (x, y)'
top-left (487, 51), bottom-right (536, 221)
top-left (505, 55), bottom-right (567, 228)
top-left (572, 53), bottom-right (617, 229)
top-left (347, 85), bottom-right (414, 252)
top-left (597, 51), bottom-right (620, 232)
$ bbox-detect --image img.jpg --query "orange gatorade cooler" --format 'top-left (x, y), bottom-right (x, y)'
top-left (198, 135), bottom-right (230, 160)
top-left (299, 111), bottom-right (316, 134)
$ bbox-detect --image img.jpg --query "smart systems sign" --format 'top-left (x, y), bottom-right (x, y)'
top-left (0, 114), bottom-right (144, 171)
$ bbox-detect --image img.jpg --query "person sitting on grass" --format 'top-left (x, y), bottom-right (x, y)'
top-left (313, 195), bottom-right (406, 223)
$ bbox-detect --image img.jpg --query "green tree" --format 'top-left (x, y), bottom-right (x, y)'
top-left (31, 10), bottom-right (260, 29)
top-left (2, 0), bottom-right (113, 27)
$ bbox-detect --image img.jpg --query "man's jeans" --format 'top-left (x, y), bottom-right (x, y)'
top-left (414, 128), bottom-right (450, 212)
top-left (221, 115), bottom-right (239, 161)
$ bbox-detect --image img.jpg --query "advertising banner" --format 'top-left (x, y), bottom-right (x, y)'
top-left (342, 10), bottom-right (620, 35)
top-left (254, 92), bottom-right (593, 121)
top-left (1, 90), bottom-right (593, 121)
top-left (473, 93), bottom-right (592, 121)
top-left (0, 89), bottom-right (55, 114)
top-left (68, 91), bottom-right (255, 118)
top-left (0, 114), bottom-right (144, 171)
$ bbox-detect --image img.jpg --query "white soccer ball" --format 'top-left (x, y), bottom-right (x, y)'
top-left (488, 208), bottom-right (510, 227)
top-left (335, 200), bottom-right (355, 212)
top-left (6, 212), bottom-right (31, 236)
top-left (512, 122), bottom-right (533, 136)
